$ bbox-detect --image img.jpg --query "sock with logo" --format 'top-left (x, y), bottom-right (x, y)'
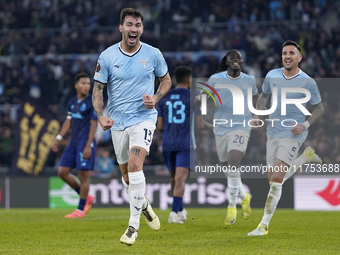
top-left (260, 181), bottom-right (282, 228)
top-left (172, 196), bottom-right (182, 213)
top-left (228, 177), bottom-right (239, 208)
top-left (238, 178), bottom-right (246, 200)
top-left (128, 171), bottom-right (146, 230)
top-left (124, 175), bottom-right (148, 210)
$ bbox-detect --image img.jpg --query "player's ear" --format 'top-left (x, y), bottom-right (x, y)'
top-left (298, 53), bottom-right (302, 63)
top-left (119, 24), bottom-right (123, 33)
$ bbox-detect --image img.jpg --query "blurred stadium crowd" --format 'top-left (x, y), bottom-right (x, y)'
top-left (0, 0), bottom-right (339, 174)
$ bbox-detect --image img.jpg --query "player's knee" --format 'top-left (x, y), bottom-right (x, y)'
top-left (174, 174), bottom-right (186, 184)
top-left (78, 171), bottom-right (90, 182)
top-left (58, 169), bottom-right (68, 179)
top-left (270, 175), bottom-right (284, 184)
top-left (227, 158), bottom-right (241, 169)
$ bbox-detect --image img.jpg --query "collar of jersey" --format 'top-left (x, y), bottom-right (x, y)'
top-left (225, 72), bottom-right (242, 80)
top-left (282, 69), bottom-right (301, 80)
top-left (119, 43), bottom-right (142, 57)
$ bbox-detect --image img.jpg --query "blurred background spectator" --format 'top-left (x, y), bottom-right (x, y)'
top-left (93, 147), bottom-right (116, 178)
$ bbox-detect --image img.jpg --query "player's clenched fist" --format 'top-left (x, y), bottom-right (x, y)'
top-left (143, 94), bottom-right (157, 109)
top-left (98, 116), bottom-right (113, 130)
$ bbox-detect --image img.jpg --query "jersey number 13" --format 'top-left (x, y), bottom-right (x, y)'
top-left (166, 101), bottom-right (186, 124)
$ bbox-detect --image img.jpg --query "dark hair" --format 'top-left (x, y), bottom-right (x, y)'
top-left (174, 66), bottom-right (192, 84)
top-left (282, 40), bottom-right (302, 53)
top-left (219, 49), bottom-right (242, 71)
top-left (74, 72), bottom-right (90, 83)
top-left (120, 8), bottom-right (144, 25)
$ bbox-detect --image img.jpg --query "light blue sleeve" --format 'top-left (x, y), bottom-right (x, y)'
top-left (94, 52), bottom-right (109, 84)
top-left (207, 76), bottom-right (214, 88)
top-left (262, 74), bottom-right (271, 94)
top-left (154, 49), bottom-right (168, 78)
top-left (251, 77), bottom-right (258, 95)
top-left (308, 80), bottom-right (322, 105)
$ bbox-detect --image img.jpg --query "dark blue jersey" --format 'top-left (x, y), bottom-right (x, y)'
top-left (67, 95), bottom-right (97, 146)
top-left (158, 88), bottom-right (191, 152)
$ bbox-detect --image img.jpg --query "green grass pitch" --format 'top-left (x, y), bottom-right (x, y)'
top-left (0, 208), bottom-right (339, 254)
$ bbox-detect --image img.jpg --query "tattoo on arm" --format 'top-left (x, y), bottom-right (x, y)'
top-left (155, 91), bottom-right (163, 100)
top-left (130, 147), bottom-right (141, 156)
top-left (155, 73), bottom-right (171, 101)
top-left (92, 81), bottom-right (105, 118)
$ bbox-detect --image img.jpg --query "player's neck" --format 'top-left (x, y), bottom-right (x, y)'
top-left (226, 69), bottom-right (241, 79)
top-left (176, 84), bottom-right (188, 89)
top-left (283, 67), bottom-right (300, 78)
top-left (77, 93), bottom-right (88, 101)
top-left (120, 41), bottom-right (141, 54)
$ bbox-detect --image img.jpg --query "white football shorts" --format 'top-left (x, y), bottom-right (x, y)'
top-left (215, 129), bottom-right (250, 163)
top-left (111, 120), bottom-right (156, 164)
top-left (266, 137), bottom-right (302, 166)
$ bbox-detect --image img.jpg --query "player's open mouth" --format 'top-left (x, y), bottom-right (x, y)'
top-left (232, 62), bottom-right (240, 67)
top-left (128, 34), bottom-right (137, 43)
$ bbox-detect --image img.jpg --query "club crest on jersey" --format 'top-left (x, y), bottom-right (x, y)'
top-left (139, 60), bottom-right (149, 69)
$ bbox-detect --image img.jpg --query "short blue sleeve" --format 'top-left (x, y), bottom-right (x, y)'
top-left (94, 53), bottom-right (109, 84)
top-left (154, 49), bottom-right (168, 78)
top-left (67, 98), bottom-right (73, 114)
top-left (251, 77), bottom-right (258, 95)
top-left (262, 74), bottom-right (271, 94)
top-left (308, 80), bottom-right (322, 105)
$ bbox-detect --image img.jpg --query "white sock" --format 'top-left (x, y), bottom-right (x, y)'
top-left (228, 177), bottom-right (239, 208)
top-left (122, 177), bottom-right (129, 194)
top-left (238, 179), bottom-right (246, 200)
top-left (284, 154), bottom-right (309, 182)
top-left (260, 181), bottom-right (282, 228)
top-left (128, 171), bottom-right (146, 230)
top-left (122, 176), bottom-right (147, 209)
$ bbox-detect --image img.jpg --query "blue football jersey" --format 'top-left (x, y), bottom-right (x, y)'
top-left (262, 68), bottom-right (322, 142)
top-left (158, 88), bottom-right (191, 151)
top-left (207, 72), bottom-right (258, 136)
top-left (94, 42), bottom-right (168, 130)
top-left (67, 95), bottom-right (97, 146)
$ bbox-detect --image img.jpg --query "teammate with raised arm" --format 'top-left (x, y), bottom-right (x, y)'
top-left (207, 50), bottom-right (256, 227)
top-left (51, 73), bottom-right (97, 218)
top-left (92, 8), bottom-right (171, 245)
top-left (248, 40), bottom-right (324, 236)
